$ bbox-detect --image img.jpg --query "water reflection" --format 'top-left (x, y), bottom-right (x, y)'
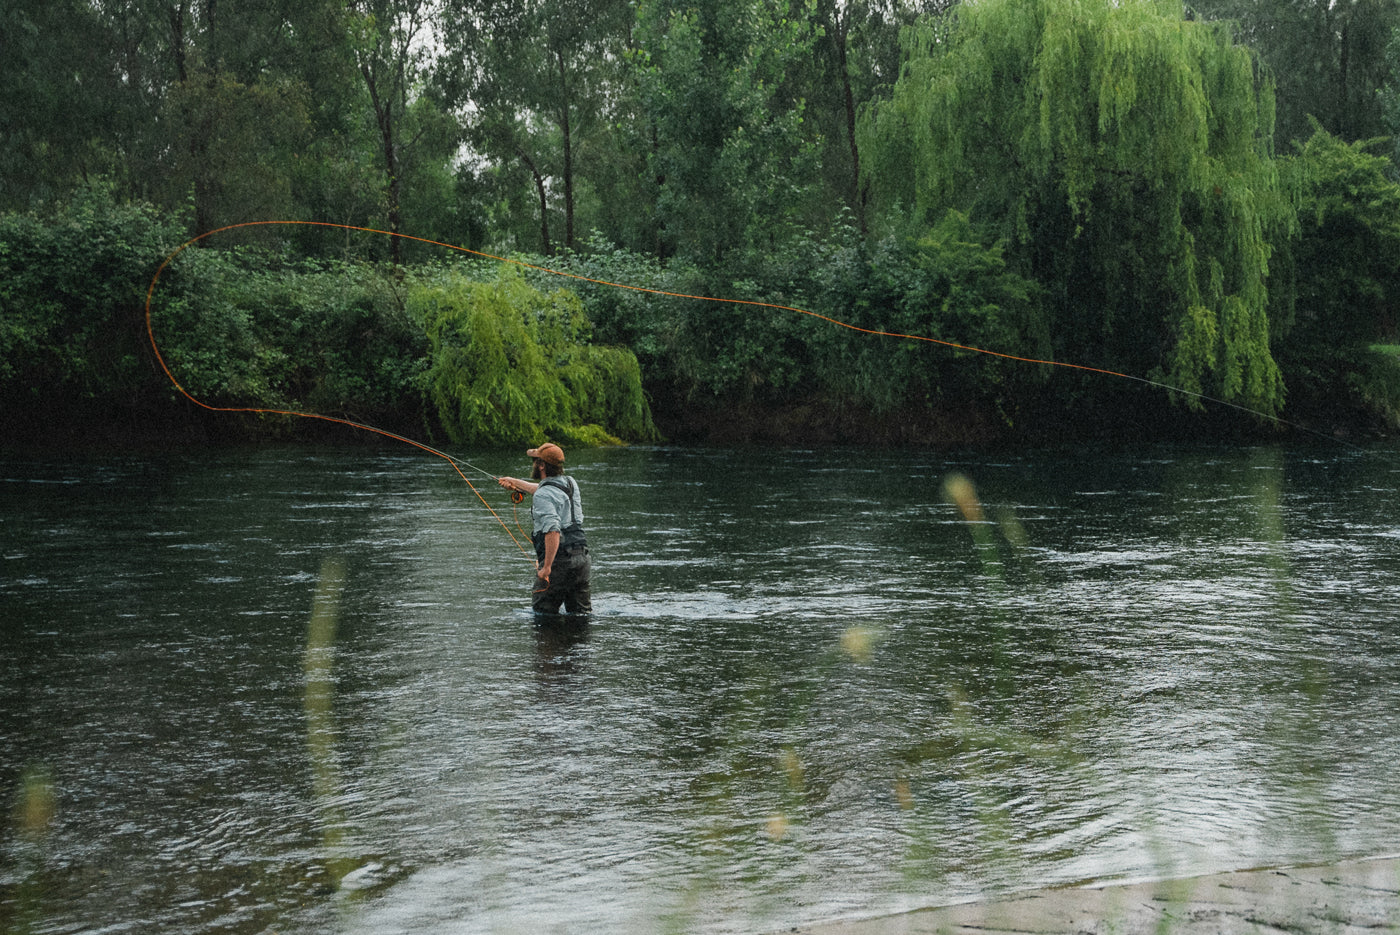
top-left (5, 764), bottom-right (55, 934)
top-left (303, 557), bottom-right (354, 889)
top-left (533, 615), bottom-right (591, 685)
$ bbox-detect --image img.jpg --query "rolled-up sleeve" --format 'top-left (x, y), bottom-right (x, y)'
top-left (531, 487), bottom-right (568, 535)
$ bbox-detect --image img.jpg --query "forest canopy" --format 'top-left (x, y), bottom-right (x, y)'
top-left (3, 0), bottom-right (1399, 446)
top-left (860, 0), bottom-right (1289, 415)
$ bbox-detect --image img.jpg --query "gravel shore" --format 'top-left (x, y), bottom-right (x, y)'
top-left (787, 855), bottom-right (1400, 935)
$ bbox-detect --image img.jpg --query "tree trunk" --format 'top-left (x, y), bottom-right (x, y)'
top-left (519, 147), bottom-right (552, 255)
top-left (835, 22), bottom-right (865, 233)
top-left (170, 2), bottom-right (188, 83)
top-left (1338, 16), bottom-right (1351, 138)
top-left (363, 61), bottom-right (403, 264)
top-left (557, 48), bottom-right (575, 251)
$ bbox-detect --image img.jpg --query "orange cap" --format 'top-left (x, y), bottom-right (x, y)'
top-left (526, 442), bottom-right (565, 466)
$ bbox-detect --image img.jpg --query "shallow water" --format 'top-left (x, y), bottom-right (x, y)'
top-left (2, 442), bottom-right (1399, 933)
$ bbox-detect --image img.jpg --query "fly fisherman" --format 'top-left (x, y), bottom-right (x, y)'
top-left (497, 443), bottom-right (592, 616)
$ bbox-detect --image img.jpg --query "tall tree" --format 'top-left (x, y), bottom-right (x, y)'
top-left (1387, 26), bottom-right (1400, 171)
top-left (862, 0), bottom-right (1292, 416)
top-left (631, 0), bottom-right (822, 263)
top-left (1274, 127), bottom-right (1400, 423)
top-left (162, 73), bottom-right (311, 234)
top-left (0, 0), bottom-right (153, 209)
top-left (347, 0), bottom-right (447, 263)
top-left (157, 1), bottom-right (340, 235)
top-left (806, 0), bottom-right (954, 233)
top-left (1191, 0), bottom-right (1400, 148)
top-left (438, 0), bottom-right (634, 255)
top-left (2, 0), bottom-right (381, 243)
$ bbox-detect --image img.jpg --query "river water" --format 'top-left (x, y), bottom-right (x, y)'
top-left (2, 441), bottom-right (1399, 934)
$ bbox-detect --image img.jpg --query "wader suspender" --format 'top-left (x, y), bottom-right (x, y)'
top-left (533, 477), bottom-right (587, 561)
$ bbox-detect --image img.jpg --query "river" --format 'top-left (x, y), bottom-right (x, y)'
top-left (2, 441), bottom-right (1399, 933)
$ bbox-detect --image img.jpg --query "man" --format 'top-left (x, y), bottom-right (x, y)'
top-left (497, 443), bottom-right (592, 615)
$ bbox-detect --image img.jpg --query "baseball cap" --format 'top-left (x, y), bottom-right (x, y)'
top-left (526, 442), bottom-right (565, 466)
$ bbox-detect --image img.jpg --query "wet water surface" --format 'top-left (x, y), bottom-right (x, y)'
top-left (2, 442), bottom-right (1399, 933)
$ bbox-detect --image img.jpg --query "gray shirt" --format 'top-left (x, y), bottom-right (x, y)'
top-left (531, 477), bottom-right (584, 537)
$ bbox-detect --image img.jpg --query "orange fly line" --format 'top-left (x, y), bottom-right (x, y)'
top-left (143, 222), bottom-right (540, 556)
top-left (144, 219), bottom-right (1315, 549)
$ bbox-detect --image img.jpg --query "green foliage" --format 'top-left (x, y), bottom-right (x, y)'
top-left (152, 247), bottom-right (273, 405)
top-left (347, 0), bottom-right (462, 262)
top-left (805, 0), bottom-right (948, 230)
top-left (562, 233), bottom-right (703, 375)
top-left (1273, 127), bottom-right (1400, 424)
top-left (7, 0), bottom-right (1400, 442)
top-left (861, 0), bottom-right (1291, 417)
top-left (1193, 0), bottom-right (1400, 149)
top-left (1290, 128), bottom-right (1400, 344)
top-left (0, 1), bottom-right (129, 210)
top-left (550, 236), bottom-right (817, 404)
top-left (0, 188), bottom-right (184, 407)
top-left (559, 215), bottom-right (1043, 423)
top-left (1388, 27), bottom-right (1400, 173)
top-left (151, 246), bottom-right (431, 424)
top-left (2, 194), bottom-right (655, 446)
top-left (414, 268), bottom-right (657, 445)
top-left (633, 0), bottom-right (824, 263)
top-left (161, 72), bottom-right (312, 235)
top-left (1348, 348), bottom-right (1400, 429)
top-left (439, 0), bottom-right (634, 255)
top-left (803, 213), bottom-right (1048, 417)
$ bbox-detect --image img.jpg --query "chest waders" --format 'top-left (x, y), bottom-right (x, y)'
top-left (533, 477), bottom-right (588, 563)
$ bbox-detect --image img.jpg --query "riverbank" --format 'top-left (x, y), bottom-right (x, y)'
top-left (789, 856), bottom-right (1400, 935)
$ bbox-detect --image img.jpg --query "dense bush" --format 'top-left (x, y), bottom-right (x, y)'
top-left (4, 172), bottom-right (1396, 448)
top-left (558, 213), bottom-right (1046, 426)
top-left (802, 212), bottom-right (1049, 420)
top-left (165, 255), bottom-right (431, 421)
top-left (1273, 128), bottom-right (1400, 428)
top-left (2, 195), bottom-right (657, 446)
top-left (0, 188), bottom-right (183, 414)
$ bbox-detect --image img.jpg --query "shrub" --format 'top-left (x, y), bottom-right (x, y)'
top-left (413, 267), bottom-right (657, 446)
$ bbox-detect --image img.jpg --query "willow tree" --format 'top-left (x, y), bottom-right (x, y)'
top-left (414, 270), bottom-right (657, 446)
top-left (861, 0), bottom-right (1292, 416)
